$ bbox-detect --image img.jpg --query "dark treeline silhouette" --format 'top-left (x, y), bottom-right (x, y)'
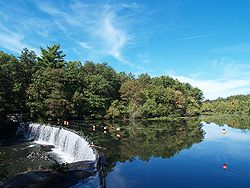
top-left (0, 44), bottom-right (203, 121)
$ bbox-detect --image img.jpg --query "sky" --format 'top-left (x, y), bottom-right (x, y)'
top-left (0, 0), bottom-right (250, 100)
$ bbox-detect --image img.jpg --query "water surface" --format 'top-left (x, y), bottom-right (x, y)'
top-left (1, 116), bottom-right (250, 187)
top-left (70, 117), bottom-right (250, 187)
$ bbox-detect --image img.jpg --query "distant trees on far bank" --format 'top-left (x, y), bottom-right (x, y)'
top-left (201, 94), bottom-right (250, 115)
top-left (0, 44), bottom-right (203, 121)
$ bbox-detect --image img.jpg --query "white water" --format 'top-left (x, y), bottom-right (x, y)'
top-left (27, 123), bottom-right (96, 163)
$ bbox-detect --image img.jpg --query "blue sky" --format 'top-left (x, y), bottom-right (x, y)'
top-left (0, 0), bottom-right (250, 99)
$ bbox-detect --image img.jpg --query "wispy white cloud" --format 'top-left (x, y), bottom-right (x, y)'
top-left (35, 1), bottom-right (140, 69)
top-left (212, 43), bottom-right (250, 54)
top-left (137, 52), bottom-right (151, 64)
top-left (121, 2), bottom-right (139, 9)
top-left (173, 75), bottom-right (250, 100)
top-left (95, 10), bottom-right (127, 61)
top-left (0, 0), bottom-right (149, 71)
top-left (0, 22), bottom-right (38, 53)
top-left (174, 33), bottom-right (215, 42)
top-left (0, 31), bottom-right (25, 53)
top-left (79, 42), bottom-right (97, 53)
top-left (0, 5), bottom-right (43, 54)
top-left (170, 57), bottom-right (250, 99)
top-left (211, 58), bottom-right (250, 80)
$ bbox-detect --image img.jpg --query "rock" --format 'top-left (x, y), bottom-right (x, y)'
top-left (69, 161), bottom-right (95, 171)
top-left (40, 145), bottom-right (54, 152)
top-left (0, 171), bottom-right (51, 188)
top-left (72, 170), bottom-right (92, 180)
top-left (0, 168), bottom-right (98, 188)
top-left (27, 152), bottom-right (36, 159)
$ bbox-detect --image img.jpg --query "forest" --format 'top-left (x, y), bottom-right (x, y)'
top-left (201, 94), bottom-right (250, 115)
top-left (0, 44), bottom-right (204, 121)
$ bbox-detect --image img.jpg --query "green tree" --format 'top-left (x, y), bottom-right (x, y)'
top-left (27, 68), bottom-right (71, 120)
top-left (38, 44), bottom-right (65, 69)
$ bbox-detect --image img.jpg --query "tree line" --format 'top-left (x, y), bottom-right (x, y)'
top-left (0, 44), bottom-right (204, 121)
top-left (201, 94), bottom-right (250, 115)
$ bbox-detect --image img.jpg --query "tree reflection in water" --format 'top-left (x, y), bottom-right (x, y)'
top-left (70, 118), bottom-right (205, 173)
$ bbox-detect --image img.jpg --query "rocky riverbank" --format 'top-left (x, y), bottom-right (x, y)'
top-left (0, 161), bottom-right (97, 188)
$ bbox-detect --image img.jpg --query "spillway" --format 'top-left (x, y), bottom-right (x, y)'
top-left (26, 123), bottom-right (96, 163)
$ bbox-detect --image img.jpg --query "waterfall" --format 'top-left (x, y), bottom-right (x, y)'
top-left (27, 123), bottom-right (96, 163)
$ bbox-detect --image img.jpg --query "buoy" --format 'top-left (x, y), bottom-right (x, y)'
top-left (222, 129), bottom-right (227, 135)
top-left (223, 163), bottom-right (228, 170)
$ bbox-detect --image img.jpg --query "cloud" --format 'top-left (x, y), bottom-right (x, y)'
top-left (0, 30), bottom-right (25, 53)
top-left (170, 57), bottom-right (250, 99)
top-left (121, 2), bottom-right (138, 9)
top-left (137, 52), bottom-right (151, 64)
top-left (96, 10), bottom-right (127, 61)
top-left (211, 58), bottom-right (250, 80)
top-left (36, 1), bottom-right (138, 68)
top-left (79, 42), bottom-right (97, 53)
top-left (0, 4), bottom-right (44, 54)
top-left (0, 22), bottom-right (38, 53)
top-left (212, 43), bottom-right (250, 54)
top-left (172, 75), bottom-right (250, 100)
top-left (174, 33), bottom-right (215, 42)
top-left (0, 0), bottom-right (148, 71)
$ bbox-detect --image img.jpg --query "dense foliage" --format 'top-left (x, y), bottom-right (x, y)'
top-left (0, 44), bottom-right (203, 121)
top-left (106, 74), bottom-right (203, 119)
top-left (201, 95), bottom-right (250, 115)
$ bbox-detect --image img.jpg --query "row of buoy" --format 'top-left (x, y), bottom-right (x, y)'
top-left (91, 125), bottom-right (121, 131)
top-left (91, 125), bottom-right (122, 138)
top-left (221, 128), bottom-right (228, 170)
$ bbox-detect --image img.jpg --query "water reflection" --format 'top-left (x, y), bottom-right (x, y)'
top-left (69, 117), bottom-right (250, 187)
top-left (2, 116), bottom-right (250, 187)
top-left (200, 115), bottom-right (250, 129)
top-left (69, 118), bottom-right (205, 172)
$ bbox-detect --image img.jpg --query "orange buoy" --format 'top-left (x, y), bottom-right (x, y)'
top-left (223, 163), bottom-right (228, 170)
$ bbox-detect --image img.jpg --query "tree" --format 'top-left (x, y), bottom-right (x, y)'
top-left (0, 51), bottom-right (21, 118)
top-left (27, 68), bottom-right (71, 120)
top-left (38, 44), bottom-right (65, 69)
top-left (0, 45), bottom-right (206, 121)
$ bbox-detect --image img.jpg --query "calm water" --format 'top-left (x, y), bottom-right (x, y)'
top-left (1, 116), bottom-right (250, 187)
